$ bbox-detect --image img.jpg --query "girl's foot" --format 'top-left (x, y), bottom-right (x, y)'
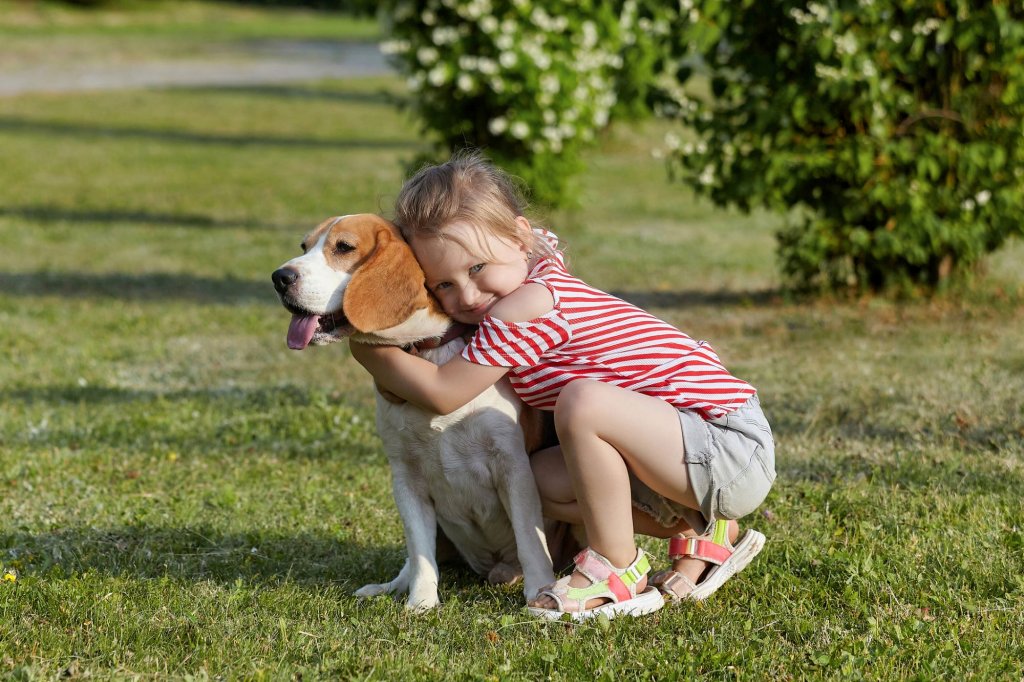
top-left (652, 519), bottom-right (766, 601)
top-left (526, 547), bottom-right (663, 621)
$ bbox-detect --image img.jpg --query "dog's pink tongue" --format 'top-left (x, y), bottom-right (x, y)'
top-left (287, 314), bottom-right (320, 350)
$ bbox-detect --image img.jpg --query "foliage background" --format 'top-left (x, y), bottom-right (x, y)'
top-left (382, 0), bottom-right (1024, 293)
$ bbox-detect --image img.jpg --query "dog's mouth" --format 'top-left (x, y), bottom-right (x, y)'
top-left (285, 308), bottom-right (352, 350)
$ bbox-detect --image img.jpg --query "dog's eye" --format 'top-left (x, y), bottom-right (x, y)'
top-left (299, 243), bottom-right (307, 253)
top-left (335, 240), bottom-right (355, 254)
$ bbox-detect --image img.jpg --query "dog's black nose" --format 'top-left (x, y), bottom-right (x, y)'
top-left (272, 267), bottom-right (299, 294)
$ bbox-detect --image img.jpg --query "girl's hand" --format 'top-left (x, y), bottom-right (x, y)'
top-left (349, 339), bottom-right (509, 415)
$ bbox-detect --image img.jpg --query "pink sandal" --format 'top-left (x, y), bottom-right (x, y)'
top-left (652, 519), bottom-right (765, 601)
top-left (527, 547), bottom-right (664, 621)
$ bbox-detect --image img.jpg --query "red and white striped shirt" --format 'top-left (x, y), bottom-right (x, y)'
top-left (462, 230), bottom-right (755, 420)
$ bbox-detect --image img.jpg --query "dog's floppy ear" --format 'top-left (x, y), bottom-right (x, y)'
top-left (343, 222), bottom-right (428, 332)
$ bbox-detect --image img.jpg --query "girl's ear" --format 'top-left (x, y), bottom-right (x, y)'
top-left (514, 215), bottom-right (534, 253)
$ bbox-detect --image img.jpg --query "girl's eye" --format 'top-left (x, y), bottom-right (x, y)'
top-left (469, 263), bottom-right (485, 274)
top-left (434, 282), bottom-right (451, 291)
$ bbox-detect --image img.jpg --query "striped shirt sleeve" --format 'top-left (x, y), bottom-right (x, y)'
top-left (462, 312), bottom-right (572, 368)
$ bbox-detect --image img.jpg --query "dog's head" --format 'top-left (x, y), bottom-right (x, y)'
top-left (271, 214), bottom-right (449, 348)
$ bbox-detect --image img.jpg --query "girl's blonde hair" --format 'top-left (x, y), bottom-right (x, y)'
top-left (393, 150), bottom-right (554, 260)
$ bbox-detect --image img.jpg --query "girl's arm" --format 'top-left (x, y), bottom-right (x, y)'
top-left (349, 341), bottom-right (509, 415)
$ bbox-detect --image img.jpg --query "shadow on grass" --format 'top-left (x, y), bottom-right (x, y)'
top-left (613, 288), bottom-right (781, 309)
top-left (0, 270), bottom-right (272, 304)
top-left (0, 115), bottom-right (418, 151)
top-left (0, 525), bottom-right (485, 592)
top-left (0, 204), bottom-right (293, 231)
top-left (186, 83), bottom-right (404, 106)
top-left (4, 384), bottom-right (381, 462)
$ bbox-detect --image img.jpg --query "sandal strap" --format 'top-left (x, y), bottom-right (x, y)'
top-left (659, 570), bottom-right (698, 599)
top-left (570, 547), bottom-right (651, 604)
top-left (668, 520), bottom-right (733, 565)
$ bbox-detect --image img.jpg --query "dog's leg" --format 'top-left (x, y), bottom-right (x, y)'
top-left (494, 442), bottom-right (557, 601)
top-left (389, 464), bottom-right (443, 611)
top-left (355, 493), bottom-right (440, 611)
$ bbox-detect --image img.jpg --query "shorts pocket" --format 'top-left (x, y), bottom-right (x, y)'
top-left (715, 448), bottom-right (777, 520)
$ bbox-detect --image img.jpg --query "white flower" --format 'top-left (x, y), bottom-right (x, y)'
top-left (457, 73), bottom-right (474, 92)
top-left (417, 46), bottom-right (439, 65)
top-left (664, 131), bottom-right (682, 150)
top-left (480, 15), bottom-right (499, 33)
top-left (975, 190), bottom-right (992, 206)
top-left (913, 18), bottom-right (941, 35)
top-left (807, 2), bottom-right (830, 21)
top-left (540, 74), bottom-right (560, 95)
top-left (488, 117), bottom-right (509, 135)
top-left (499, 51), bottom-right (518, 68)
top-left (698, 164), bottom-right (715, 186)
top-left (581, 21), bottom-right (598, 49)
top-left (835, 32), bottom-right (857, 55)
top-left (510, 121), bottom-right (530, 139)
top-left (421, 9), bottom-right (437, 26)
top-left (889, 29), bottom-right (903, 43)
top-left (427, 65), bottom-right (448, 86)
top-left (432, 27), bottom-right (459, 45)
top-left (962, 198), bottom-right (976, 212)
top-left (815, 64), bottom-right (842, 80)
top-left (477, 57), bottom-right (498, 75)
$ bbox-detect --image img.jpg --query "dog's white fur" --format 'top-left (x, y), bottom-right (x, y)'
top-left (273, 214), bottom-right (555, 610)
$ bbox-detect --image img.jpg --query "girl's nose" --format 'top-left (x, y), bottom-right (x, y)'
top-left (459, 283), bottom-right (479, 307)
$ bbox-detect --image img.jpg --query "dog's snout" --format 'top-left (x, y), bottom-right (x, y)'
top-left (272, 267), bottom-right (299, 294)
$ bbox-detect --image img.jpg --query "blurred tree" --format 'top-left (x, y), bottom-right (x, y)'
top-left (663, 0), bottom-right (1024, 293)
top-left (379, 0), bottom-right (677, 207)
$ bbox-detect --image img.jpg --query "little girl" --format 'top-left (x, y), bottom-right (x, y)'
top-left (350, 151), bottom-right (776, 621)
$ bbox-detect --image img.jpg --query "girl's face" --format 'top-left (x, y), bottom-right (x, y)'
top-left (412, 219), bottom-right (532, 324)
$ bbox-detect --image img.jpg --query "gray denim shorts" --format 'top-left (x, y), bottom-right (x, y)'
top-left (630, 394), bottom-right (776, 535)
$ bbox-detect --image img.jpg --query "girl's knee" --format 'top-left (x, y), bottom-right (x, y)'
top-left (553, 379), bottom-right (604, 432)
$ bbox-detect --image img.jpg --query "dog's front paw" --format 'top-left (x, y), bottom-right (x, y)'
top-left (405, 592), bottom-right (441, 612)
top-left (354, 582), bottom-right (394, 598)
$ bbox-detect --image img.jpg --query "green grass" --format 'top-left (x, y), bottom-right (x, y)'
top-left (2, 9), bottom-right (1024, 679)
top-left (0, 0), bottom-right (379, 70)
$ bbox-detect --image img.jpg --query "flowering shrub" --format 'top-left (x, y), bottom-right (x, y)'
top-left (381, 0), bottom-right (674, 206)
top-left (663, 1), bottom-right (1024, 292)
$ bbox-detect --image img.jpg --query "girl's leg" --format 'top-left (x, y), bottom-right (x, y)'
top-left (529, 379), bottom-right (701, 609)
top-left (529, 381), bottom-right (749, 608)
top-left (532, 445), bottom-right (695, 538)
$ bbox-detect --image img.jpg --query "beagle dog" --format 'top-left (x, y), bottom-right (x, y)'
top-left (272, 214), bottom-right (556, 611)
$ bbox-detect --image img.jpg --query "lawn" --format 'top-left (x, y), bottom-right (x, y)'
top-left (1, 5), bottom-right (1024, 680)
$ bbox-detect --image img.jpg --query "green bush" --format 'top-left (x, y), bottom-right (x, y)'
top-left (664, 0), bottom-right (1024, 293)
top-left (379, 0), bottom-right (672, 207)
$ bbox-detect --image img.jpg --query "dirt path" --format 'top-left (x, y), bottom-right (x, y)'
top-left (0, 40), bottom-right (390, 96)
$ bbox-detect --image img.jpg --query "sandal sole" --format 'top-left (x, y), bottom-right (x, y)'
top-left (526, 586), bottom-right (665, 622)
top-left (687, 529), bottom-right (765, 601)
